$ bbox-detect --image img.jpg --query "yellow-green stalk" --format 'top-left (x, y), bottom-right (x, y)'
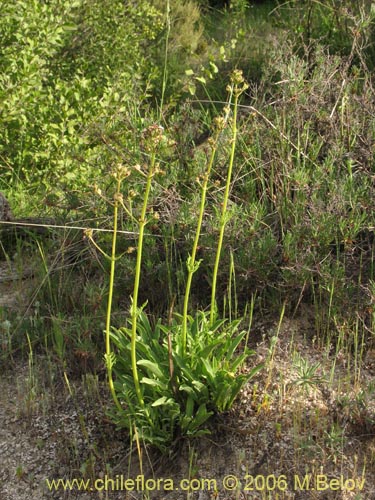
top-left (89, 166), bottom-right (131, 411)
top-left (105, 174), bottom-right (123, 411)
top-left (131, 125), bottom-right (164, 407)
top-left (181, 117), bottom-right (226, 354)
top-left (210, 70), bottom-right (248, 325)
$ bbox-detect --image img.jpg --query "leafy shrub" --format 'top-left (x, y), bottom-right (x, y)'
top-left (0, 0), bottom-right (163, 195)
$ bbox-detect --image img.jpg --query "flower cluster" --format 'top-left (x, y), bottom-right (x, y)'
top-left (141, 124), bottom-right (165, 153)
top-left (227, 69), bottom-right (249, 96)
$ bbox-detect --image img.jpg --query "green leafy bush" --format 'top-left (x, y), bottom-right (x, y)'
top-left (109, 309), bottom-right (260, 450)
top-left (0, 0), bottom-right (163, 194)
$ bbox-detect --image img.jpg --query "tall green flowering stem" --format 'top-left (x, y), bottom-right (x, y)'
top-left (159, 0), bottom-right (170, 118)
top-left (131, 125), bottom-right (164, 407)
top-left (106, 176), bottom-right (123, 411)
top-left (182, 119), bottom-right (226, 355)
top-left (88, 166), bottom-right (131, 412)
top-left (210, 70), bottom-right (248, 325)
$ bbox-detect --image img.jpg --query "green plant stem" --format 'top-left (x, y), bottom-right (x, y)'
top-left (182, 135), bottom-right (219, 354)
top-left (159, 0), bottom-right (170, 118)
top-left (131, 153), bottom-right (156, 408)
top-left (106, 177), bottom-right (122, 411)
top-left (210, 90), bottom-right (240, 325)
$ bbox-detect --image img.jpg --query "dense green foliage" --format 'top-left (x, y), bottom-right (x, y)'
top-left (110, 309), bottom-right (261, 450)
top-left (0, 0), bottom-right (163, 194)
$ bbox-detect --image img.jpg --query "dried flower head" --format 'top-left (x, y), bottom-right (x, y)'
top-left (207, 137), bottom-right (215, 148)
top-left (84, 228), bottom-right (94, 240)
top-left (141, 124), bottom-right (165, 152)
top-left (228, 69), bottom-right (249, 96)
top-left (231, 69), bottom-right (245, 85)
top-left (112, 164), bottom-right (131, 181)
top-left (114, 192), bottom-right (123, 204)
top-left (213, 116), bottom-right (226, 132)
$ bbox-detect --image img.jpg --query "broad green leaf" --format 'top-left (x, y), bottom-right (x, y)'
top-left (186, 395), bottom-right (195, 418)
top-left (137, 359), bottom-right (164, 379)
top-left (209, 61), bottom-right (218, 73)
top-left (173, 353), bottom-right (195, 382)
top-left (225, 332), bottom-right (246, 361)
top-left (151, 396), bottom-right (168, 407)
top-left (186, 428), bottom-right (211, 437)
top-left (140, 377), bottom-right (166, 389)
top-left (244, 363), bottom-right (264, 381)
top-left (192, 380), bottom-right (208, 394)
top-left (200, 339), bottom-right (223, 358)
top-left (194, 403), bottom-right (213, 427)
top-left (188, 83), bottom-right (196, 95)
top-left (201, 358), bottom-right (215, 383)
top-left (230, 353), bottom-right (248, 372)
top-left (179, 384), bottom-right (195, 396)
